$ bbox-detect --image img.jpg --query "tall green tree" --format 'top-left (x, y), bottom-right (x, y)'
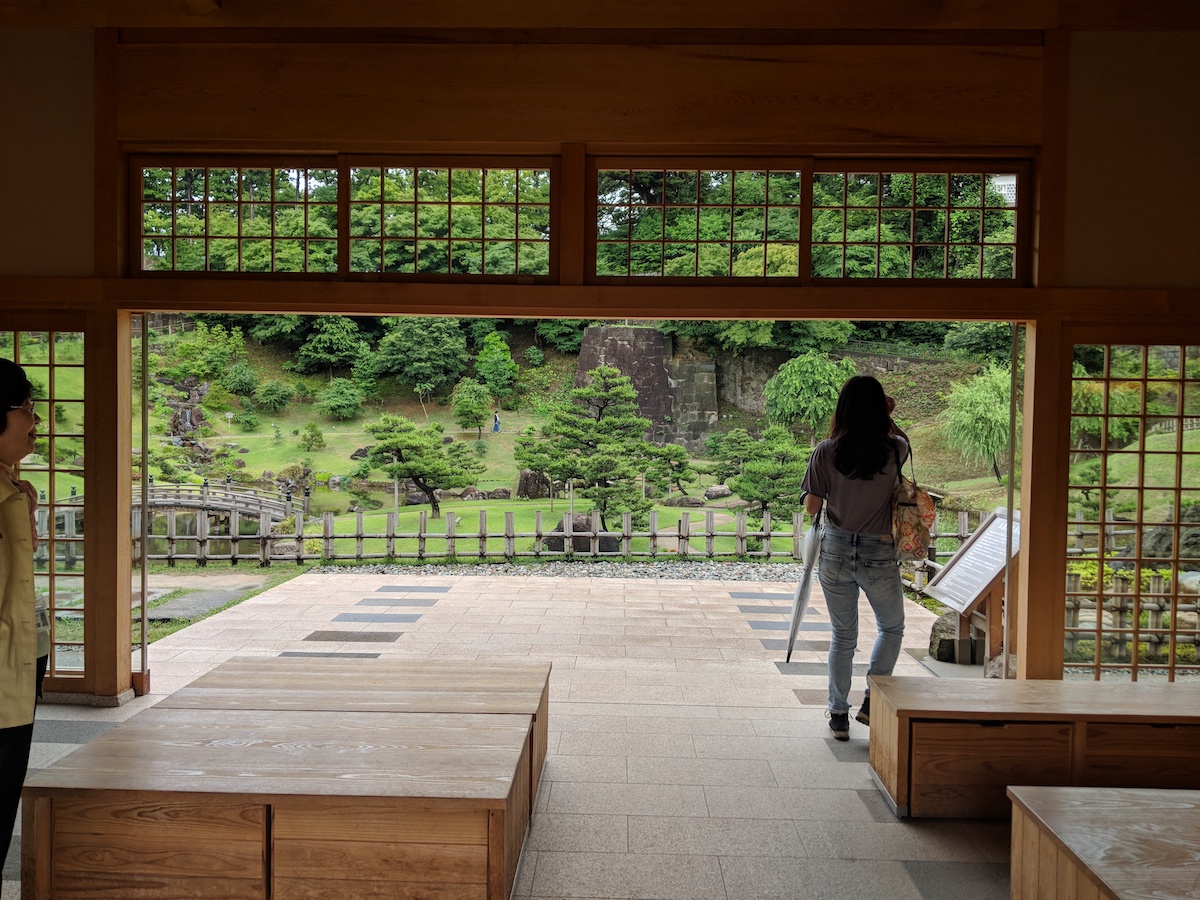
top-left (513, 425), bottom-right (559, 507)
top-left (763, 352), bottom-right (859, 441)
top-left (474, 331), bottom-right (519, 406)
top-left (362, 415), bottom-right (485, 519)
top-left (297, 316), bottom-right (367, 379)
top-left (315, 378), bottom-right (365, 420)
top-left (729, 426), bottom-right (812, 523)
top-left (704, 428), bottom-right (760, 484)
top-left (515, 366), bottom-right (655, 529)
top-left (374, 317), bottom-right (469, 401)
top-left (645, 442), bottom-right (699, 495)
top-left (941, 364), bottom-right (1020, 481)
top-left (254, 380), bottom-right (293, 413)
top-left (451, 377), bottom-right (493, 438)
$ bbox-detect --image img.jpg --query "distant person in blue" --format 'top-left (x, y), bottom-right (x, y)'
top-left (801, 375), bottom-right (908, 742)
top-left (492, 412), bottom-right (501, 433)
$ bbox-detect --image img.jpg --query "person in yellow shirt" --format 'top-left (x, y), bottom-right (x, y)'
top-left (0, 357), bottom-right (39, 862)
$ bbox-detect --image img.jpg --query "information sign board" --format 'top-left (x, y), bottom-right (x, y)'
top-left (923, 507), bottom-right (1020, 614)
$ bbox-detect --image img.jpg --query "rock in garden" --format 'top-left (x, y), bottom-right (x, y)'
top-left (546, 514), bottom-right (618, 553)
top-left (704, 485), bottom-right (732, 500)
top-left (517, 469), bottom-right (551, 499)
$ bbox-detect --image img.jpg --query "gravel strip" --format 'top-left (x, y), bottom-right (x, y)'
top-left (313, 560), bottom-right (809, 582)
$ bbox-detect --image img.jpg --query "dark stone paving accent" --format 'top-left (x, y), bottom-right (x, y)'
top-left (279, 651), bottom-right (382, 659)
top-left (903, 861), bottom-right (1010, 900)
top-left (332, 613), bottom-right (422, 623)
top-left (761, 638), bottom-right (830, 652)
top-left (376, 585), bottom-right (450, 593)
top-left (750, 620), bottom-right (831, 631)
top-left (791, 688), bottom-right (829, 706)
top-left (33, 719), bottom-right (115, 744)
top-left (729, 591), bottom-right (793, 600)
top-left (303, 630), bottom-right (403, 643)
top-left (737, 604), bottom-right (790, 615)
top-left (357, 597), bottom-right (439, 607)
top-left (776, 661), bottom-right (869, 676)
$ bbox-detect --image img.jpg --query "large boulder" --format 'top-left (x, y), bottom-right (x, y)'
top-left (704, 484), bottom-right (733, 500)
top-left (405, 491), bottom-right (429, 506)
top-left (663, 495), bottom-right (706, 508)
top-left (1144, 503), bottom-right (1200, 571)
top-left (928, 611), bottom-right (959, 662)
top-left (488, 487), bottom-right (511, 500)
top-left (546, 514), bottom-right (619, 554)
top-left (517, 469), bottom-right (552, 499)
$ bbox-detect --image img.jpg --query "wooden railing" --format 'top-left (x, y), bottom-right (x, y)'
top-left (133, 501), bottom-right (986, 568)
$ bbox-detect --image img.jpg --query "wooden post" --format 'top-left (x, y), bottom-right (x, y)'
top-left (762, 510), bottom-right (772, 560)
top-left (323, 512), bottom-right (335, 560)
top-left (355, 509), bottom-right (364, 560)
top-left (534, 510), bottom-right (544, 556)
top-left (386, 512), bottom-right (396, 559)
top-left (166, 509), bottom-right (176, 568)
top-left (196, 510), bottom-right (208, 568)
top-left (418, 510), bottom-right (427, 560)
top-left (590, 509), bottom-right (600, 556)
top-left (706, 510), bottom-right (716, 559)
top-left (678, 512), bottom-right (690, 558)
top-left (259, 514), bottom-right (272, 567)
top-left (621, 511), bottom-right (632, 558)
top-left (735, 510), bottom-right (747, 557)
top-left (504, 511), bottom-right (515, 559)
top-left (445, 512), bottom-right (456, 559)
top-left (230, 508), bottom-right (240, 565)
top-left (294, 510), bottom-right (305, 564)
top-left (648, 510), bottom-right (658, 557)
top-left (479, 509), bottom-right (488, 559)
top-left (562, 512), bottom-right (573, 559)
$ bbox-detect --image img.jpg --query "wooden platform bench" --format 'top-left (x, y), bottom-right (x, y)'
top-left (1008, 785), bottom-right (1200, 899)
top-left (868, 675), bottom-right (1200, 818)
top-left (22, 657), bottom-right (551, 900)
top-left (157, 655), bottom-right (552, 806)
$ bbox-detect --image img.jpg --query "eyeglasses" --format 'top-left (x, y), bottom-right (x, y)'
top-left (7, 400), bottom-right (37, 416)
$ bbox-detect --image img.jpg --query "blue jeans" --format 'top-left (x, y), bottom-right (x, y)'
top-left (817, 526), bottom-right (906, 713)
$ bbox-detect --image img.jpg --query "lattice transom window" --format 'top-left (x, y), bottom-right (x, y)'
top-left (1066, 344), bottom-right (1200, 681)
top-left (811, 170), bottom-right (1018, 279)
top-left (594, 168), bottom-right (804, 277)
top-left (140, 166), bottom-right (339, 273)
top-left (348, 166), bottom-right (551, 276)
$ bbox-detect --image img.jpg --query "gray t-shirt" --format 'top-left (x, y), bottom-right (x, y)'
top-left (801, 435), bottom-right (909, 535)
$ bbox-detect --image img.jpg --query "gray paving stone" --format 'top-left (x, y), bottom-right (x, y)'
top-left (302, 630), bottom-right (402, 642)
top-left (376, 585), bottom-right (450, 592)
top-left (331, 612), bottom-right (422, 623)
top-left (356, 597), bottom-right (439, 606)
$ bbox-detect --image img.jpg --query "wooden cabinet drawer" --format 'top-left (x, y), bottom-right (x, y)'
top-left (1081, 723), bottom-right (1200, 789)
top-left (910, 721), bottom-right (1072, 818)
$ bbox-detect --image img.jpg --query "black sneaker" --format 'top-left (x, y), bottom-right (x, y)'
top-left (856, 696), bottom-right (870, 727)
top-left (827, 711), bottom-right (850, 741)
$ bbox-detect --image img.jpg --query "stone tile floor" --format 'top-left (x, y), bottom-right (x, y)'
top-left (4, 572), bottom-right (1010, 899)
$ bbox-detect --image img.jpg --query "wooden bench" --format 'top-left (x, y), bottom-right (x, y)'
top-left (1008, 785), bottom-right (1200, 899)
top-left (22, 657), bottom-right (551, 900)
top-left (157, 656), bottom-right (552, 805)
top-left (869, 675), bottom-right (1200, 818)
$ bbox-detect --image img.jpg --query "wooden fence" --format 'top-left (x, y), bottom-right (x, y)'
top-left (134, 503), bottom-right (984, 567)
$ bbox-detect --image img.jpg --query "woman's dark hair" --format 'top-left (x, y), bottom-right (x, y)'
top-left (828, 374), bottom-right (892, 479)
top-left (0, 358), bottom-right (33, 436)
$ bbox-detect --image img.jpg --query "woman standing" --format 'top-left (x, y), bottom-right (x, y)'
top-left (0, 358), bottom-right (40, 860)
top-left (801, 375), bottom-right (907, 741)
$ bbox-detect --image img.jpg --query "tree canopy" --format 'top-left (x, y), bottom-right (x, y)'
top-left (763, 352), bottom-right (859, 441)
top-left (941, 364), bottom-right (1020, 481)
top-left (362, 414), bottom-right (485, 518)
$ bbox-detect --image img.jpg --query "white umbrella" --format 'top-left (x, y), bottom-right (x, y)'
top-left (785, 508), bottom-right (822, 663)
